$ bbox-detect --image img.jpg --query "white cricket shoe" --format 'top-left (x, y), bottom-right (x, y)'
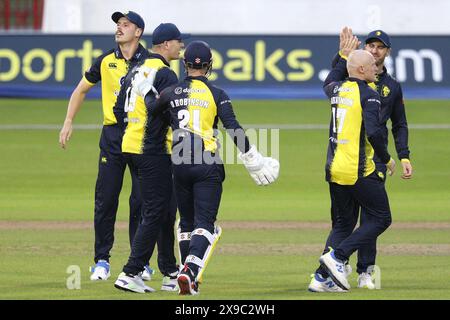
top-left (90, 260), bottom-right (110, 281)
top-left (114, 272), bottom-right (156, 293)
top-left (161, 272), bottom-right (179, 292)
top-left (357, 272), bottom-right (376, 289)
top-left (308, 273), bottom-right (348, 293)
top-left (140, 265), bottom-right (155, 281)
top-left (319, 249), bottom-right (350, 290)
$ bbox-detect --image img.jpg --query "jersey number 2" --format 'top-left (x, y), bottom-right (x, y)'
top-left (178, 109), bottom-right (201, 131)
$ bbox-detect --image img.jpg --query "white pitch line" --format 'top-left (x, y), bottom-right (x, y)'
top-left (0, 124), bottom-right (450, 130)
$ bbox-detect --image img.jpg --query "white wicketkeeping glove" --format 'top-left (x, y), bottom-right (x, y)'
top-left (131, 66), bottom-right (159, 98)
top-left (238, 145), bottom-right (280, 186)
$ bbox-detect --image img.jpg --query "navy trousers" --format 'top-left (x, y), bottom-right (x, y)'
top-left (94, 125), bottom-right (141, 263)
top-left (156, 186), bottom-right (179, 275)
top-left (319, 171), bottom-right (391, 265)
top-left (356, 164), bottom-right (388, 273)
top-left (173, 161), bottom-right (225, 274)
top-left (122, 153), bottom-right (173, 275)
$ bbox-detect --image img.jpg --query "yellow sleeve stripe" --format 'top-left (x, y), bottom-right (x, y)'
top-left (82, 75), bottom-right (96, 86)
top-left (401, 158), bottom-right (410, 164)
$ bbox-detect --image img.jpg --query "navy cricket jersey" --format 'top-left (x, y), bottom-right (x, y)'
top-left (373, 67), bottom-right (410, 161)
top-left (323, 58), bottom-right (391, 185)
top-left (84, 43), bottom-right (149, 126)
top-left (118, 53), bottom-right (178, 155)
top-left (332, 53), bottom-right (410, 162)
top-left (148, 75), bottom-right (250, 156)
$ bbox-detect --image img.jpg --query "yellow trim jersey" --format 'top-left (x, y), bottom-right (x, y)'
top-left (174, 78), bottom-right (219, 152)
top-left (326, 80), bottom-right (375, 184)
top-left (148, 75), bottom-right (250, 157)
top-left (83, 44), bottom-right (149, 126)
top-left (332, 54), bottom-right (410, 162)
top-left (323, 73), bottom-right (391, 185)
top-left (119, 54), bottom-right (179, 154)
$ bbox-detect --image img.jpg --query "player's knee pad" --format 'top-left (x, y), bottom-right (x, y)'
top-left (176, 220), bottom-right (192, 266)
top-left (185, 225), bottom-right (222, 283)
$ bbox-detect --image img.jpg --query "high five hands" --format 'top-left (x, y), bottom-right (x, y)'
top-left (339, 26), bottom-right (361, 58)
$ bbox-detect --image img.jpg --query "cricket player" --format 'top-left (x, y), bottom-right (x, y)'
top-left (113, 23), bottom-right (189, 293)
top-left (313, 28), bottom-right (413, 290)
top-left (130, 40), bottom-right (279, 295)
top-left (59, 11), bottom-right (153, 281)
top-left (358, 29), bottom-right (412, 288)
top-left (309, 49), bottom-right (395, 292)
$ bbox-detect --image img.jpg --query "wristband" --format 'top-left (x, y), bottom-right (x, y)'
top-left (338, 51), bottom-right (348, 60)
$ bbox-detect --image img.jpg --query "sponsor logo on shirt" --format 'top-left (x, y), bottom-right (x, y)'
top-left (174, 87), bottom-right (207, 95)
top-left (382, 85), bottom-right (391, 97)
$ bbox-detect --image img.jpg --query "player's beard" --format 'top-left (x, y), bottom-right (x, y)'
top-left (375, 55), bottom-right (387, 67)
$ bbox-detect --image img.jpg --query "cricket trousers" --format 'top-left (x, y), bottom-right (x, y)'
top-left (156, 183), bottom-right (179, 275)
top-left (356, 164), bottom-right (388, 274)
top-left (317, 171), bottom-right (391, 277)
top-left (173, 160), bottom-right (225, 275)
top-left (94, 125), bottom-right (142, 263)
top-left (329, 171), bottom-right (392, 262)
top-left (122, 153), bottom-right (173, 275)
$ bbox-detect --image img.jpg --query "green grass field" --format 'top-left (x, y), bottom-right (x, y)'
top-left (0, 98), bottom-right (449, 300)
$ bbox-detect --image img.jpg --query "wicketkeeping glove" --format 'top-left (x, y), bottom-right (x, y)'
top-left (131, 66), bottom-right (159, 98)
top-left (238, 145), bottom-right (280, 186)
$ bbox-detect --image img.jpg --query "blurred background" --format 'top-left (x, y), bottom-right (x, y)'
top-left (1, 0), bottom-right (449, 99)
top-left (0, 0), bottom-right (449, 300)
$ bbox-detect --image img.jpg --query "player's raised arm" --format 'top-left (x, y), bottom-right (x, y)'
top-left (324, 32), bottom-right (360, 91)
